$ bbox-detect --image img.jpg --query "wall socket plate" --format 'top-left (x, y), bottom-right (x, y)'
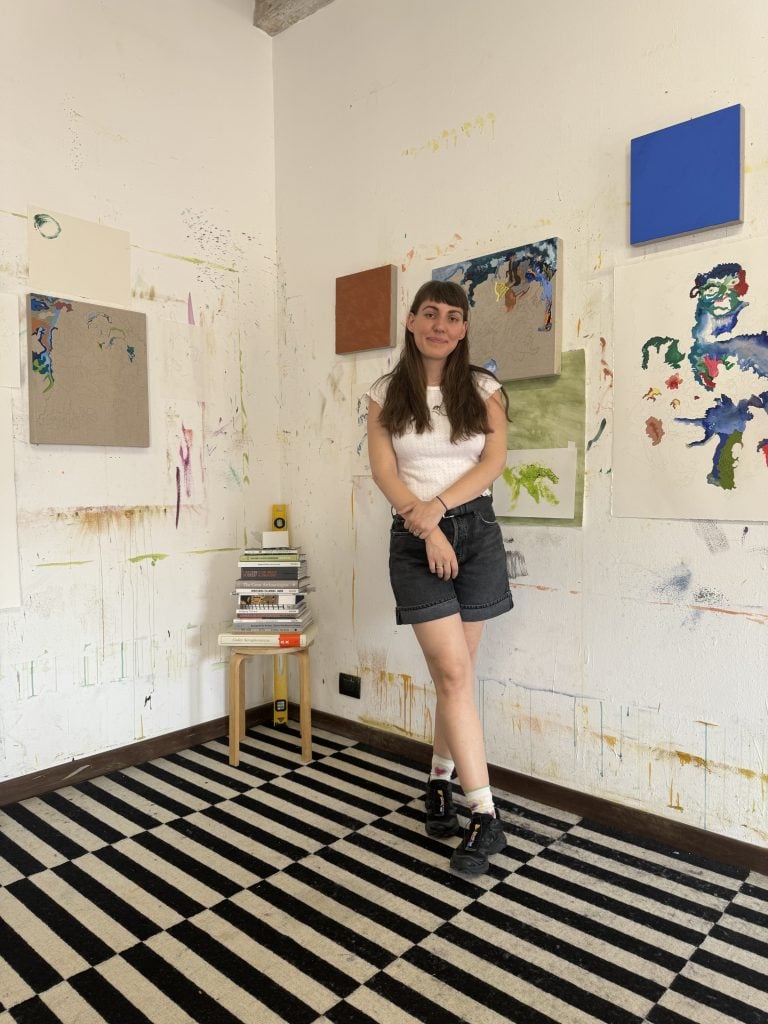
top-left (338, 672), bottom-right (361, 698)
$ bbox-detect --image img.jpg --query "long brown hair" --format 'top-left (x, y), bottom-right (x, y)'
top-left (377, 280), bottom-right (510, 442)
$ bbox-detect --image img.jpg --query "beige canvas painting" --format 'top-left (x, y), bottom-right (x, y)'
top-left (27, 293), bottom-right (149, 446)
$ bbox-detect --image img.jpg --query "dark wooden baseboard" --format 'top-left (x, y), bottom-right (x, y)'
top-left (2, 703), bottom-right (765, 875)
top-left (309, 709), bottom-right (768, 876)
top-left (0, 705), bottom-right (273, 806)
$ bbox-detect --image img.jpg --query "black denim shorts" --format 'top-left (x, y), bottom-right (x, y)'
top-left (388, 494), bottom-right (514, 625)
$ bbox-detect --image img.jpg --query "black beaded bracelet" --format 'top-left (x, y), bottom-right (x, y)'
top-left (435, 495), bottom-right (449, 515)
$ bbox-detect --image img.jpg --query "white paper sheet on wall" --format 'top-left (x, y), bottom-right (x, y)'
top-left (0, 389), bottom-right (21, 608)
top-left (493, 444), bottom-right (577, 519)
top-left (28, 206), bottom-right (131, 306)
top-left (0, 292), bottom-right (21, 388)
top-left (614, 237), bottom-right (768, 521)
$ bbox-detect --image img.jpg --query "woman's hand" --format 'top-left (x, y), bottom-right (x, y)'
top-left (425, 529), bottom-right (458, 579)
top-left (399, 498), bottom-right (443, 539)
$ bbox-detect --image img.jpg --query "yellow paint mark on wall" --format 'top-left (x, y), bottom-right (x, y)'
top-left (402, 113), bottom-right (496, 158)
top-left (668, 784), bottom-right (683, 812)
top-left (675, 750), bottom-right (707, 770)
top-left (55, 505), bottom-right (171, 534)
top-left (403, 233), bottom-right (463, 271)
top-left (358, 657), bottom-right (432, 742)
top-left (128, 553), bottom-right (169, 565)
top-left (359, 716), bottom-right (422, 740)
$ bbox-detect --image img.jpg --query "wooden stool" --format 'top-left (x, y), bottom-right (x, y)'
top-left (227, 645), bottom-right (312, 766)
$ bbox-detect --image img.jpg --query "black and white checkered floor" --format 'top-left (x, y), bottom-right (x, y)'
top-left (1, 723), bottom-right (766, 1024)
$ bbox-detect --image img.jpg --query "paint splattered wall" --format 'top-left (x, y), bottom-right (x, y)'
top-left (273, 0), bottom-right (768, 848)
top-left (0, 0), bottom-right (281, 779)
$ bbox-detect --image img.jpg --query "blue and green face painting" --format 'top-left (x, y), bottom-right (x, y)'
top-left (689, 262), bottom-right (748, 320)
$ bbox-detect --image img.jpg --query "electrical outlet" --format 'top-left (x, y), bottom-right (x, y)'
top-left (339, 672), bottom-right (361, 698)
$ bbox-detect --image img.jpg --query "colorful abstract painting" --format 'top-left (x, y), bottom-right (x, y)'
top-left (27, 293), bottom-right (148, 446)
top-left (613, 238), bottom-right (768, 521)
top-left (498, 349), bottom-right (585, 527)
top-left (432, 238), bottom-right (562, 381)
top-left (630, 105), bottom-right (743, 245)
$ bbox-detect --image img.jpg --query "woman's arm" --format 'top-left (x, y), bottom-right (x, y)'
top-left (366, 399), bottom-right (420, 511)
top-left (367, 398), bottom-right (458, 577)
top-left (401, 392), bottom-right (508, 536)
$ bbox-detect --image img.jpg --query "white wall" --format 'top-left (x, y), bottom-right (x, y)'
top-left (274, 0), bottom-right (768, 847)
top-left (0, 0), bottom-right (281, 778)
top-left (2, 0), bottom-right (766, 852)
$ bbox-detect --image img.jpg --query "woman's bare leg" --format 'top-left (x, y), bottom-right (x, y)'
top-left (414, 615), bottom-right (488, 793)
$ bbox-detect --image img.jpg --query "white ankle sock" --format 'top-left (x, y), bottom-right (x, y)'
top-left (429, 753), bottom-right (455, 782)
top-left (465, 785), bottom-right (495, 816)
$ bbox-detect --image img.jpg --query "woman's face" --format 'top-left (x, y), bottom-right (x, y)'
top-left (407, 299), bottom-right (467, 369)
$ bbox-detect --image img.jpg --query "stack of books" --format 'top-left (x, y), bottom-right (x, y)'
top-left (218, 546), bottom-right (315, 648)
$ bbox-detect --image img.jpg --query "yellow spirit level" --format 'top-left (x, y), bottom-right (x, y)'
top-left (271, 504), bottom-right (288, 531)
top-left (273, 653), bottom-right (288, 727)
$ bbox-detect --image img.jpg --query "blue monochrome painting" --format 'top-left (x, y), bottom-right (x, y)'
top-left (630, 104), bottom-right (743, 245)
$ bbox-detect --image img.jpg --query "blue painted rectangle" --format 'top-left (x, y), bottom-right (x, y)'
top-left (630, 104), bottom-right (743, 245)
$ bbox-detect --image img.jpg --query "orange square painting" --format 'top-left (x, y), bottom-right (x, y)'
top-left (335, 265), bottom-right (397, 354)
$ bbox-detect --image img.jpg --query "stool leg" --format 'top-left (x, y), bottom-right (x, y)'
top-left (297, 648), bottom-right (312, 763)
top-left (239, 665), bottom-right (246, 740)
top-left (229, 652), bottom-right (246, 766)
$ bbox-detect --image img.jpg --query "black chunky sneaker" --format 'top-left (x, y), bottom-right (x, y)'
top-left (449, 811), bottom-right (506, 875)
top-left (425, 779), bottom-right (460, 837)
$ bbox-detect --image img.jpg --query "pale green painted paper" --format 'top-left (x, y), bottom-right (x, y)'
top-left (500, 348), bottom-right (585, 527)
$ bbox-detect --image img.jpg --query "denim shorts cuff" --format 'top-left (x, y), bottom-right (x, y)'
top-left (459, 592), bottom-right (514, 623)
top-left (395, 597), bottom-right (460, 625)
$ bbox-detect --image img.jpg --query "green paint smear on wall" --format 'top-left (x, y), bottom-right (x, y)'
top-left (133, 244), bottom-right (238, 274)
top-left (185, 547), bottom-right (240, 554)
top-left (36, 560), bottom-right (94, 567)
top-left (128, 553), bottom-right (169, 565)
top-left (501, 348), bottom-right (586, 527)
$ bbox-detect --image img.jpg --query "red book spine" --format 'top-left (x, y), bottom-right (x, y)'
top-left (278, 635), bottom-right (302, 647)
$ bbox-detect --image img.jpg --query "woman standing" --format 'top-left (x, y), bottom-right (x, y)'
top-left (366, 279), bottom-right (514, 875)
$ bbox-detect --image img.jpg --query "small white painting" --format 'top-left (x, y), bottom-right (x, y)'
top-left (28, 206), bottom-right (131, 306)
top-left (493, 444), bottom-right (577, 519)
